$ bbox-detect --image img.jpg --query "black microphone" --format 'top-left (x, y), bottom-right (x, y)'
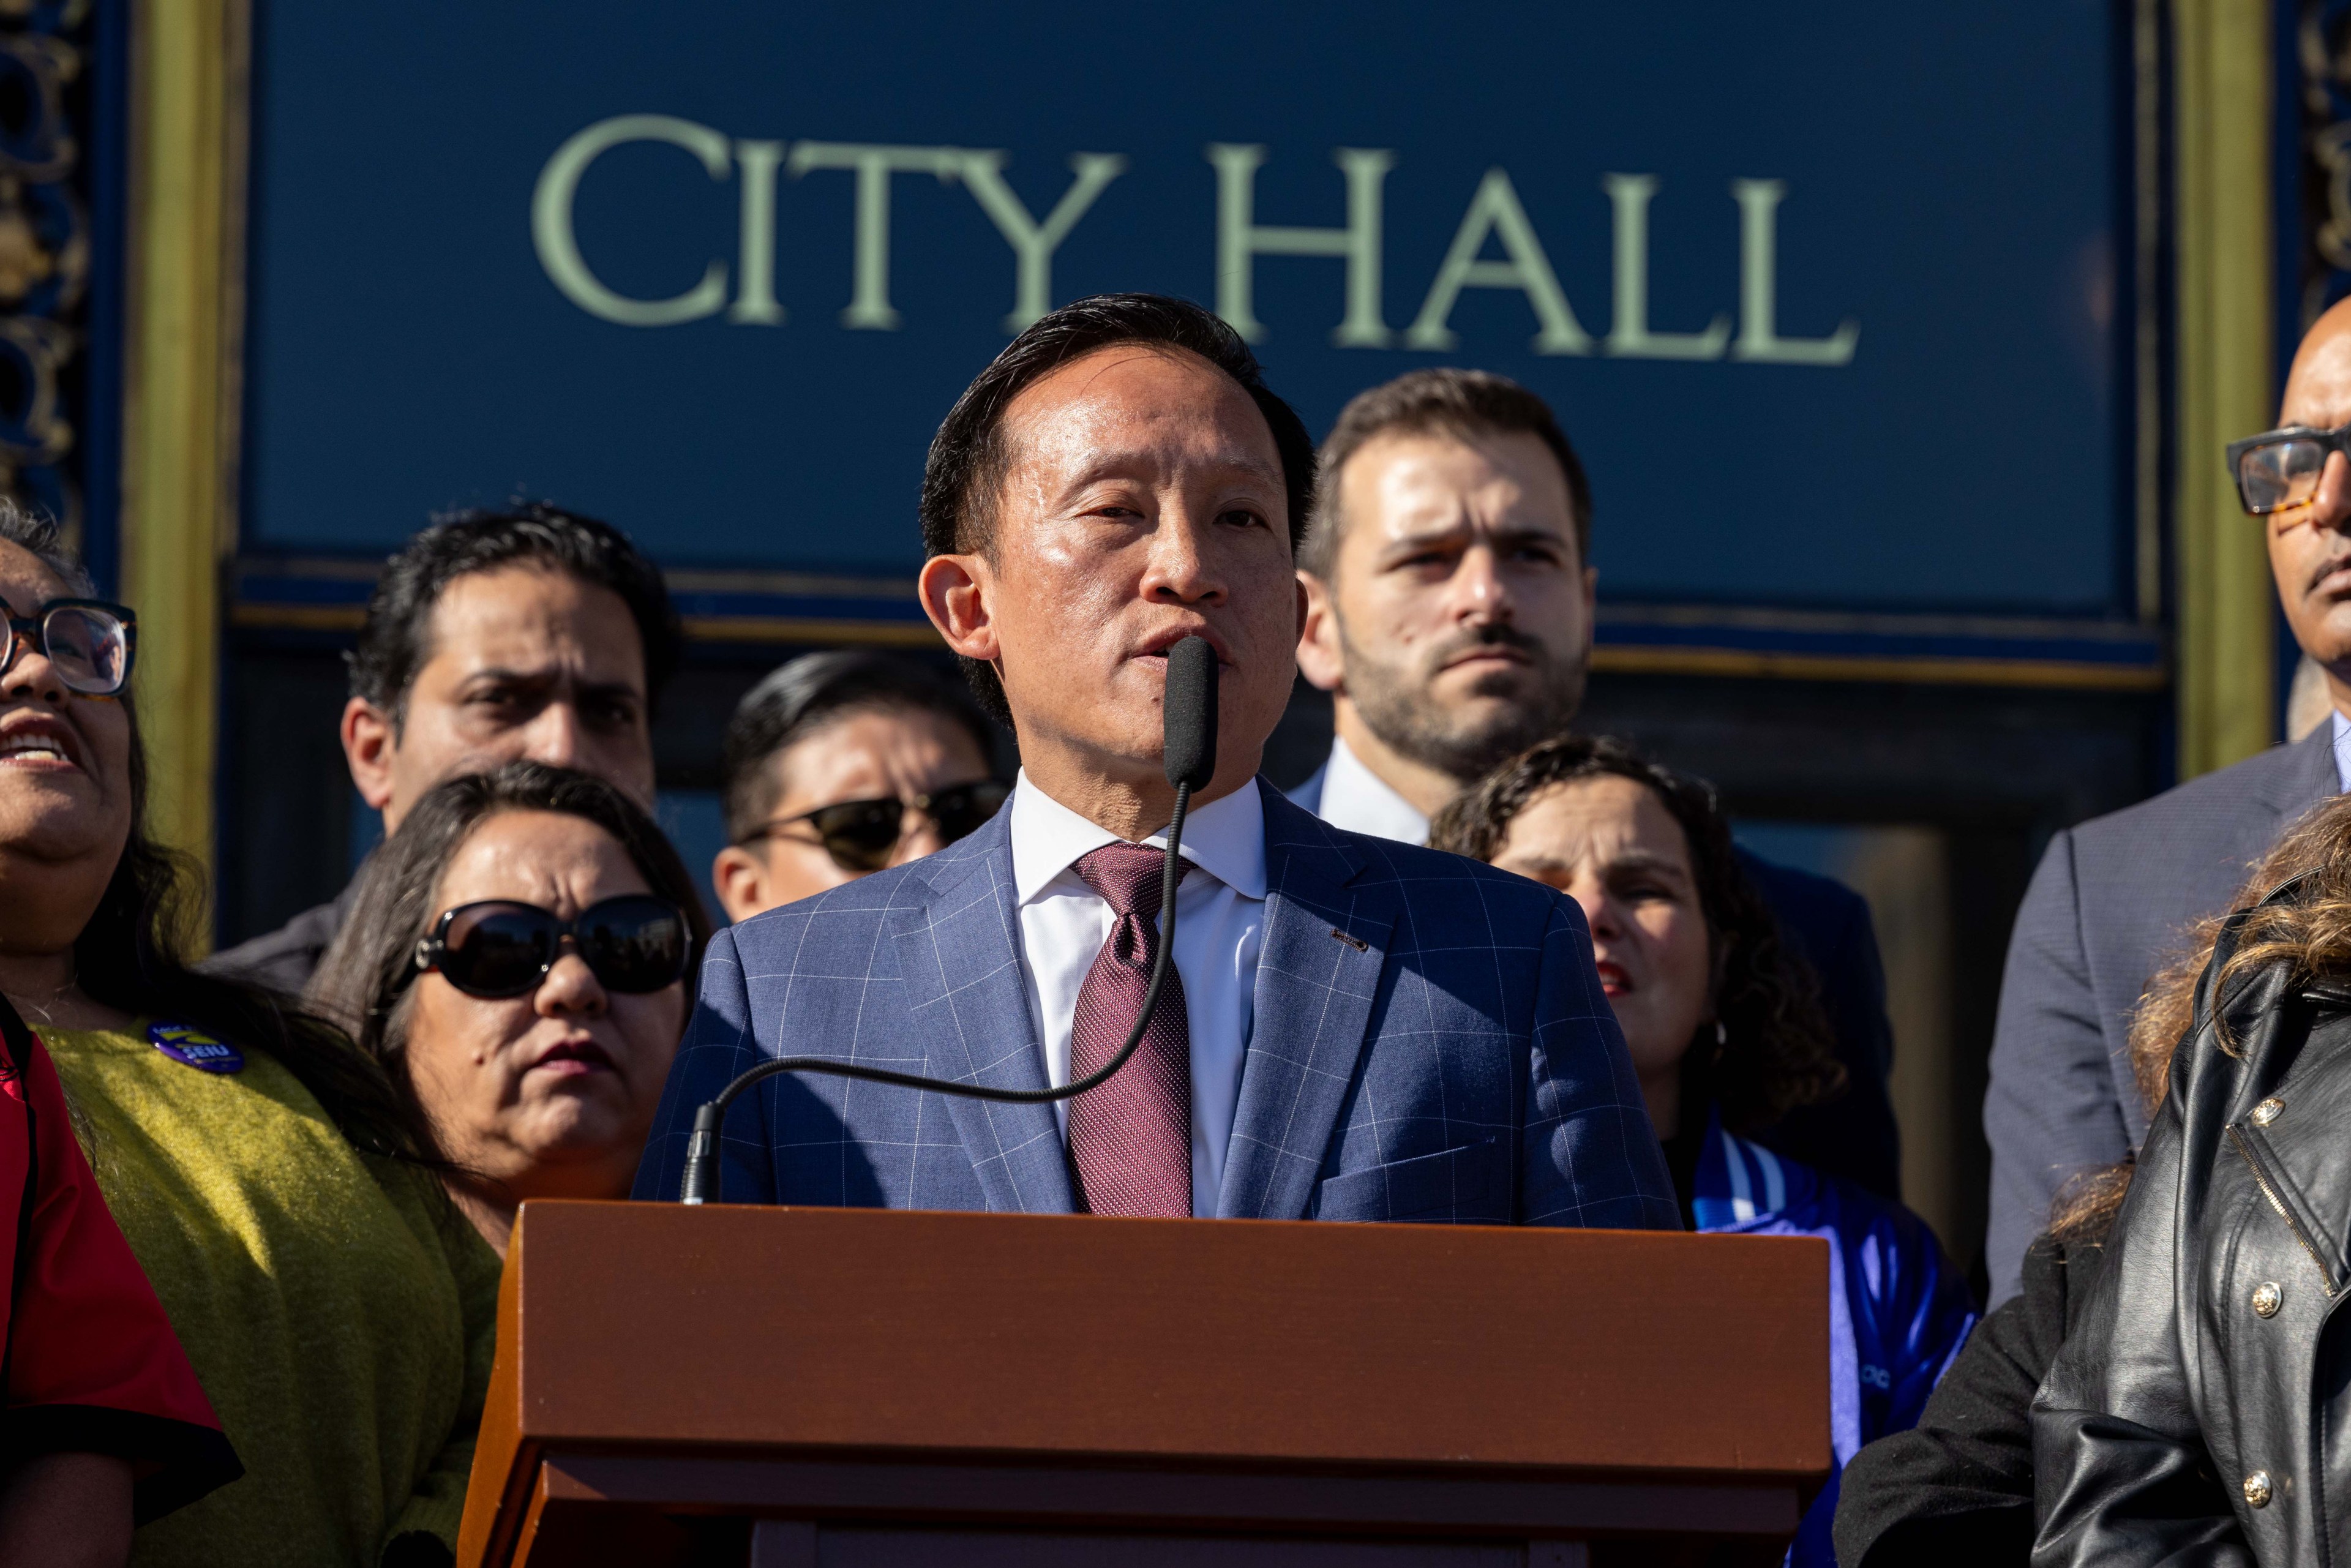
top-left (1160, 634), bottom-right (1217, 793)
top-left (678, 635), bottom-right (1220, 1204)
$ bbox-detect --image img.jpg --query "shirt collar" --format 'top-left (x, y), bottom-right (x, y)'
top-left (1008, 769), bottom-right (1268, 905)
top-left (1318, 736), bottom-right (1431, 846)
top-left (2334, 708), bottom-right (2351, 795)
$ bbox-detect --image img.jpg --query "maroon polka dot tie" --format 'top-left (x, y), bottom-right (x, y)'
top-left (1067, 842), bottom-right (1193, 1218)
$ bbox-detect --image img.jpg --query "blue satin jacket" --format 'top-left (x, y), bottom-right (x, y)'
top-left (1692, 1109), bottom-right (1979, 1567)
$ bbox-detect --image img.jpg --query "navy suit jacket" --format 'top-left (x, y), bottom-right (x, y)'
top-left (1286, 763), bottom-right (1903, 1200)
top-left (1982, 725), bottom-right (2336, 1304)
top-left (1735, 850), bottom-right (1901, 1200)
top-left (635, 781), bottom-right (1679, 1228)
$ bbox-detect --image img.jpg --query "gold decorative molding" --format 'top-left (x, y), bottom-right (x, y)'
top-left (0, 4), bottom-right (95, 538)
top-left (2173, 0), bottom-right (2280, 778)
top-left (2135, 0), bottom-right (2165, 623)
top-left (119, 0), bottom-right (247, 909)
top-left (1587, 647), bottom-right (2169, 692)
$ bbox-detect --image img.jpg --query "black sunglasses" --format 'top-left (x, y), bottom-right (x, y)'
top-left (741, 779), bottom-right (1008, 873)
top-left (2227, 421), bottom-right (2351, 515)
top-left (408, 895), bottom-right (691, 1000)
top-left (0, 597), bottom-right (136, 696)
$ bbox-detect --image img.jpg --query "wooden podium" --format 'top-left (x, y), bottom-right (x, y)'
top-left (457, 1202), bottom-right (1829, 1568)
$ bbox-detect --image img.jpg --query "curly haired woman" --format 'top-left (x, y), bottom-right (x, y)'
top-left (1432, 734), bottom-right (1976, 1568)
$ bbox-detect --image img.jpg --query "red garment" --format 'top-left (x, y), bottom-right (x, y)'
top-left (0, 995), bottom-right (239, 1522)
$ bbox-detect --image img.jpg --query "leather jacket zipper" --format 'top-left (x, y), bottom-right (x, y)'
top-left (2229, 1123), bottom-right (2341, 1297)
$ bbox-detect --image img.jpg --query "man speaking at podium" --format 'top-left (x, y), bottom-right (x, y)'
top-left (636, 294), bottom-right (1676, 1229)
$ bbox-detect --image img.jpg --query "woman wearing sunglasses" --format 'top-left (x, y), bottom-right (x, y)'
top-left (711, 650), bottom-right (1003, 923)
top-left (311, 761), bottom-right (710, 1257)
top-left (0, 505), bottom-right (494, 1566)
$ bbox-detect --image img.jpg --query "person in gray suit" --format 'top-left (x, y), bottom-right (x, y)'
top-left (1983, 297), bottom-right (2351, 1305)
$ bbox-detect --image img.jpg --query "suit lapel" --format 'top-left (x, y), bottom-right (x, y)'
top-left (2238, 726), bottom-right (2342, 890)
top-left (2262, 722), bottom-right (2340, 818)
top-left (887, 814), bottom-right (1074, 1215)
top-left (1219, 786), bottom-right (1392, 1220)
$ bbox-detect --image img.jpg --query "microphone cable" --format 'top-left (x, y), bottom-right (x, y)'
top-left (679, 636), bottom-right (1219, 1204)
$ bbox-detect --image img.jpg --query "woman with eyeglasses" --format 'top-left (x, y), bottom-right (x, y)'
top-left (710, 650), bottom-right (1004, 923)
top-left (310, 761), bottom-right (710, 1257)
top-left (0, 505), bottom-right (497, 1566)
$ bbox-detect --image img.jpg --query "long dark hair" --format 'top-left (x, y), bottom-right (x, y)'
top-left (0, 505), bottom-right (438, 1161)
top-left (1430, 733), bottom-right (1846, 1133)
top-left (307, 761), bottom-right (711, 1158)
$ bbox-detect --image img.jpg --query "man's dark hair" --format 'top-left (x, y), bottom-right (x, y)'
top-left (1428, 733), bottom-right (1843, 1136)
top-left (720, 650), bottom-right (999, 844)
top-left (917, 293), bottom-right (1317, 722)
top-left (347, 501), bottom-right (684, 722)
top-left (1302, 369), bottom-right (1592, 579)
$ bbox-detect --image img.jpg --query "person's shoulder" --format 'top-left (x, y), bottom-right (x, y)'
top-left (1993, 1231), bottom-right (2099, 1361)
top-left (1735, 846), bottom-right (1867, 921)
top-left (723, 826), bottom-right (999, 959)
top-left (1832, 1182), bottom-right (1979, 1333)
top-left (33, 1022), bottom-right (149, 1087)
top-left (203, 896), bottom-right (346, 989)
top-left (43, 1018), bottom-right (324, 1151)
top-left (2075, 731), bottom-right (2330, 853)
top-left (1722, 1125), bottom-right (1937, 1254)
top-left (1816, 1162), bottom-right (1945, 1253)
top-left (1734, 846), bottom-right (1872, 959)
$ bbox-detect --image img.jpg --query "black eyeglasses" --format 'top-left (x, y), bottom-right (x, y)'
top-left (0, 597), bottom-right (136, 696)
top-left (741, 779), bottom-right (1009, 872)
top-left (408, 895), bottom-right (691, 1000)
top-left (2228, 421), bottom-right (2351, 515)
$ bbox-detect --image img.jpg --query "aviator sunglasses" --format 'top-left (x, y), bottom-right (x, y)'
top-left (408, 895), bottom-right (691, 1000)
top-left (0, 596), bottom-right (136, 696)
top-left (740, 779), bottom-right (1009, 872)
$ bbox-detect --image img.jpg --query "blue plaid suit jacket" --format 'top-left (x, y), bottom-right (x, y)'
top-left (633, 780), bottom-right (1678, 1227)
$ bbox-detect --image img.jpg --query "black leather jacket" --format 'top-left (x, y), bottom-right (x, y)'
top-left (2033, 879), bottom-right (2351, 1565)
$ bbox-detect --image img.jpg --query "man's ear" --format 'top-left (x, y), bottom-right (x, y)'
top-left (1295, 571), bottom-right (1345, 694)
top-left (919, 552), bottom-right (999, 664)
top-left (340, 696), bottom-right (397, 812)
top-left (711, 845), bottom-right (771, 926)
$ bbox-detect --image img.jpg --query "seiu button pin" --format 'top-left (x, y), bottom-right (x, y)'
top-left (149, 1021), bottom-right (242, 1074)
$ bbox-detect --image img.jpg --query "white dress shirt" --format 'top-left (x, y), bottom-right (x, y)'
top-left (1313, 735), bottom-right (1431, 846)
top-left (2332, 708), bottom-right (2351, 793)
top-left (1007, 770), bottom-right (1267, 1218)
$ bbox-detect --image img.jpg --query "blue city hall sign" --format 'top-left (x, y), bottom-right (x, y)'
top-left (235, 1), bottom-right (2156, 686)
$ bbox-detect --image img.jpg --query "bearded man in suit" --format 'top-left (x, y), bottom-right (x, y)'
top-left (1288, 368), bottom-right (1902, 1201)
